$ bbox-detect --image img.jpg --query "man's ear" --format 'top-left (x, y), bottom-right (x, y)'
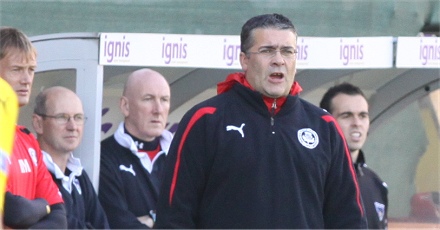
top-left (32, 114), bottom-right (43, 135)
top-left (120, 96), bottom-right (129, 117)
top-left (239, 52), bottom-right (248, 72)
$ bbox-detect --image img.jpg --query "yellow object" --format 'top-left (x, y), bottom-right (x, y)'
top-left (0, 78), bottom-right (18, 211)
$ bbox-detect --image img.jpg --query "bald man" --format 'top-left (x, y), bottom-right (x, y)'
top-left (33, 86), bottom-right (109, 229)
top-left (99, 68), bottom-right (173, 229)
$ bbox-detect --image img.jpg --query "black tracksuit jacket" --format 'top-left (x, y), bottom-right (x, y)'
top-left (99, 123), bottom-right (172, 229)
top-left (356, 150), bottom-right (388, 229)
top-left (50, 169), bottom-right (109, 229)
top-left (155, 73), bottom-right (366, 229)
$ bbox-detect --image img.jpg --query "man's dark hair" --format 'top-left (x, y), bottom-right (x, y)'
top-left (320, 82), bottom-right (367, 114)
top-left (240, 13), bottom-right (297, 53)
top-left (33, 89), bottom-right (49, 115)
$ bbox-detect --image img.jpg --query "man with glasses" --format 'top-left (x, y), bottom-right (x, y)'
top-left (0, 27), bottom-right (67, 228)
top-left (155, 13), bottom-right (366, 229)
top-left (32, 86), bottom-right (109, 229)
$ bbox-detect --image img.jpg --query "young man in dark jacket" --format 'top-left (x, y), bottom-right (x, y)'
top-left (320, 82), bottom-right (388, 229)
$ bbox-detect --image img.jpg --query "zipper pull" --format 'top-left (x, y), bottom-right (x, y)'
top-left (271, 99), bottom-right (276, 134)
top-left (271, 99), bottom-right (277, 114)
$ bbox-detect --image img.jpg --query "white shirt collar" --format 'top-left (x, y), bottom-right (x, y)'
top-left (42, 151), bottom-right (83, 194)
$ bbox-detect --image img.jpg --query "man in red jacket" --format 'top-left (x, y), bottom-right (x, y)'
top-left (0, 27), bottom-right (67, 228)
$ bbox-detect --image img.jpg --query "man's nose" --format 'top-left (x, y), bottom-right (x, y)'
top-left (153, 100), bottom-right (164, 113)
top-left (352, 116), bottom-right (363, 125)
top-left (66, 117), bottom-right (78, 129)
top-left (271, 51), bottom-right (286, 66)
top-left (20, 70), bottom-right (33, 84)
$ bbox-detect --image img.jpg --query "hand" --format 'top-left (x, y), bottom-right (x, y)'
top-left (137, 215), bottom-right (154, 228)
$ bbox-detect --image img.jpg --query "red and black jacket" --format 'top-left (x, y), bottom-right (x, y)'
top-left (156, 72), bottom-right (365, 229)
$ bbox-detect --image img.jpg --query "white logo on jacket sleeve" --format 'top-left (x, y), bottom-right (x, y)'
top-left (119, 164), bottom-right (136, 176)
top-left (297, 128), bottom-right (319, 149)
top-left (374, 201), bottom-right (385, 221)
top-left (226, 123), bottom-right (245, 138)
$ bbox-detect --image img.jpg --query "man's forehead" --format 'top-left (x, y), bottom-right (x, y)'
top-left (252, 29), bottom-right (296, 46)
top-left (2, 50), bottom-right (36, 64)
top-left (140, 91), bottom-right (170, 98)
top-left (47, 89), bottom-right (83, 109)
top-left (138, 79), bottom-right (170, 94)
top-left (335, 107), bottom-right (369, 115)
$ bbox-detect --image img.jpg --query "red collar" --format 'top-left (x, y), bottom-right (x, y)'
top-left (217, 72), bottom-right (302, 113)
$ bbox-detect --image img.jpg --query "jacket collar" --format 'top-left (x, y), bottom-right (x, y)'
top-left (217, 72), bottom-right (303, 114)
top-left (217, 72), bottom-right (302, 95)
top-left (114, 122), bottom-right (173, 173)
top-left (355, 150), bottom-right (366, 165)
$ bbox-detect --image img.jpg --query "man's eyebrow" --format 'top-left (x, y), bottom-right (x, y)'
top-left (258, 45), bottom-right (276, 49)
top-left (337, 111), bottom-right (353, 116)
top-left (258, 45), bottom-right (295, 49)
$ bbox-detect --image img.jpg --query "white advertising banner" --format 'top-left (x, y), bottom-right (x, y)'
top-left (296, 37), bottom-right (394, 69)
top-left (396, 37), bottom-right (440, 68)
top-left (99, 33), bottom-right (394, 69)
top-left (99, 33), bottom-right (241, 69)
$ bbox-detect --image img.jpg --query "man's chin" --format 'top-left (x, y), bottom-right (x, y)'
top-left (349, 146), bottom-right (363, 152)
top-left (18, 101), bottom-right (28, 107)
top-left (146, 129), bottom-right (164, 137)
top-left (18, 97), bottom-right (30, 107)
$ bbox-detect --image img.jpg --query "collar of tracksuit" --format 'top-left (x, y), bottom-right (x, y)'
top-left (114, 122), bottom-right (172, 173)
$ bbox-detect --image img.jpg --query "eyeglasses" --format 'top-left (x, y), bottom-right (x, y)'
top-left (247, 48), bottom-right (298, 59)
top-left (37, 113), bottom-right (87, 125)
